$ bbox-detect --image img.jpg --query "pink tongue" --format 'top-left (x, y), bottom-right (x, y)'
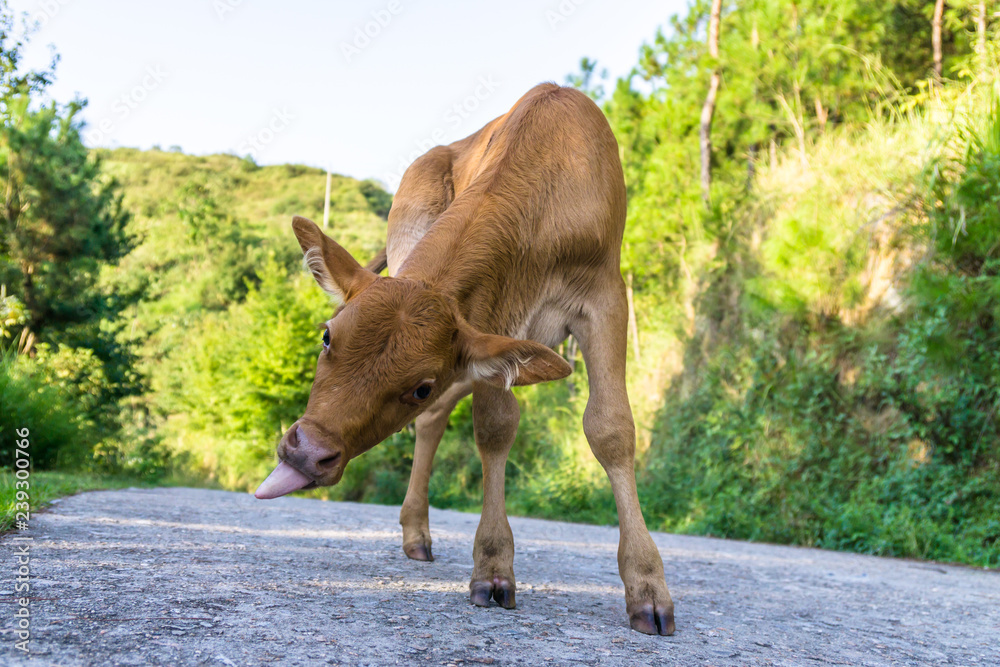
top-left (254, 461), bottom-right (313, 499)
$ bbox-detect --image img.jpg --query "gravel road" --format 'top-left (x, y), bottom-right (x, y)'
top-left (2, 487), bottom-right (998, 666)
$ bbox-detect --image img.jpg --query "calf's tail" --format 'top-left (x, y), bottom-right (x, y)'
top-left (365, 247), bottom-right (388, 275)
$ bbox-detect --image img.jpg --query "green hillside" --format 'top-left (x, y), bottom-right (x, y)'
top-left (98, 148), bottom-right (387, 356)
top-left (95, 149), bottom-right (392, 487)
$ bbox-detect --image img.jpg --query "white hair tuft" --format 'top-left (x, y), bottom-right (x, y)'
top-left (302, 247), bottom-right (342, 300)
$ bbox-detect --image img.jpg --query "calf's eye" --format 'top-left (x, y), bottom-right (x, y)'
top-left (322, 329), bottom-right (330, 348)
top-left (401, 379), bottom-right (436, 405)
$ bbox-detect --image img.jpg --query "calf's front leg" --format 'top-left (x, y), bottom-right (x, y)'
top-left (468, 382), bottom-right (519, 609)
top-left (399, 380), bottom-right (471, 561)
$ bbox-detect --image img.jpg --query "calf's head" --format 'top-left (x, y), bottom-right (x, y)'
top-left (254, 216), bottom-right (572, 499)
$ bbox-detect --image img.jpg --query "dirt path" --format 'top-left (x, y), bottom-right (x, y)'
top-left (2, 488), bottom-right (998, 666)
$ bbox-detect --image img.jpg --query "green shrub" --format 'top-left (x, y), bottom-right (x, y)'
top-left (0, 347), bottom-right (100, 469)
top-left (638, 91), bottom-right (1000, 568)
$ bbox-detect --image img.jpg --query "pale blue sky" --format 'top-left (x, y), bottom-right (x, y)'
top-left (9, 0), bottom-right (682, 189)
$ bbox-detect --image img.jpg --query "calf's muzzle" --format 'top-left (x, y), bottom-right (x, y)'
top-left (254, 422), bottom-right (346, 499)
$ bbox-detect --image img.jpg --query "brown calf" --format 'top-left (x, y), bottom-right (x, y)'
top-left (255, 83), bottom-right (674, 636)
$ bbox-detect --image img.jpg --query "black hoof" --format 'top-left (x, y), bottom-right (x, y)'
top-left (403, 543), bottom-right (434, 562)
top-left (469, 578), bottom-right (516, 609)
top-left (470, 581), bottom-right (493, 607)
top-left (629, 603), bottom-right (675, 636)
top-left (492, 578), bottom-right (515, 609)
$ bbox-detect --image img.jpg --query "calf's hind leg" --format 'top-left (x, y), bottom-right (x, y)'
top-left (399, 380), bottom-right (471, 561)
top-left (573, 281), bottom-right (675, 636)
top-left (468, 382), bottom-right (519, 609)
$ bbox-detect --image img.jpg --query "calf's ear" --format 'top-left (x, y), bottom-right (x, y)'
top-left (458, 323), bottom-right (573, 389)
top-left (292, 216), bottom-right (376, 302)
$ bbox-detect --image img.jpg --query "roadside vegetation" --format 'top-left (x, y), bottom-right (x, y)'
top-left (2, 1), bottom-right (998, 567)
top-left (0, 470), bottom-right (162, 533)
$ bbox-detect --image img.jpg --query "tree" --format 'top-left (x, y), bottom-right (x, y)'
top-left (1, 101), bottom-right (134, 336)
top-left (933, 0), bottom-right (945, 81)
top-left (700, 0), bottom-right (724, 207)
top-left (975, 1), bottom-right (989, 79)
top-left (0, 5), bottom-right (142, 418)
